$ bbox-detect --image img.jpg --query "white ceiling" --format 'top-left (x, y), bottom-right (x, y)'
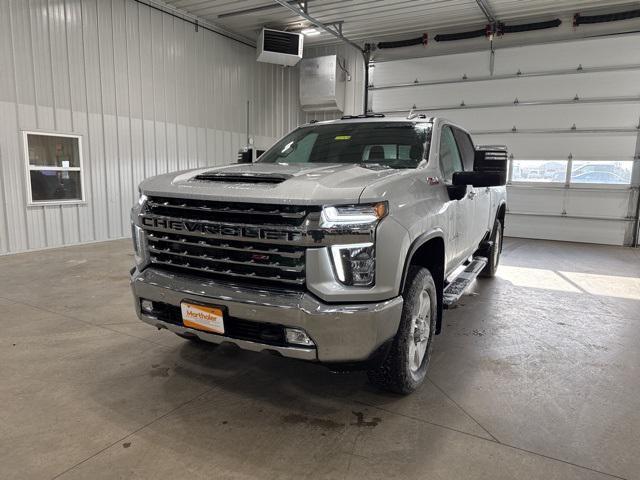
top-left (158, 0), bottom-right (640, 45)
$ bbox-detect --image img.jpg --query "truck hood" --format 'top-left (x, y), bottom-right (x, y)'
top-left (139, 163), bottom-right (404, 205)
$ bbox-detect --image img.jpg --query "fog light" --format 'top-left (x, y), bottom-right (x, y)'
top-left (140, 299), bottom-right (154, 313)
top-left (285, 328), bottom-right (315, 347)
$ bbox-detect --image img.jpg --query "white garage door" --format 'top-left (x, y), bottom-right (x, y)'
top-left (370, 33), bottom-right (640, 246)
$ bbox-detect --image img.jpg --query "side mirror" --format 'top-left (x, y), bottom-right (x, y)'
top-left (453, 171), bottom-right (505, 187)
top-left (473, 145), bottom-right (508, 185)
top-left (237, 148), bottom-right (253, 164)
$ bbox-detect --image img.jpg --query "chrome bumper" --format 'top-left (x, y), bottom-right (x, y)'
top-left (130, 267), bottom-right (403, 363)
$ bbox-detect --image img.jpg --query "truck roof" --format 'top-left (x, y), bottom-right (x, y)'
top-left (304, 114), bottom-right (435, 126)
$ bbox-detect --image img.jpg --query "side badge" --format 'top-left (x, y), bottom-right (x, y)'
top-left (427, 177), bottom-right (440, 185)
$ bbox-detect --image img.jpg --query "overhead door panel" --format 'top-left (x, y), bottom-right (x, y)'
top-left (429, 103), bottom-right (639, 131)
top-left (370, 33), bottom-right (640, 245)
top-left (372, 70), bottom-right (640, 112)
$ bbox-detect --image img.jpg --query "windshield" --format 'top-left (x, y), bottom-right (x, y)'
top-left (257, 121), bottom-right (432, 169)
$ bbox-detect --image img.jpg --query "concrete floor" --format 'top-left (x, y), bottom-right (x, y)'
top-left (1, 238), bottom-right (639, 480)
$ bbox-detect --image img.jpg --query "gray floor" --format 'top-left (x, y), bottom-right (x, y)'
top-left (1, 238), bottom-right (639, 480)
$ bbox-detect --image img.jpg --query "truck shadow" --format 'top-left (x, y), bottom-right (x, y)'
top-left (171, 339), bottom-right (376, 405)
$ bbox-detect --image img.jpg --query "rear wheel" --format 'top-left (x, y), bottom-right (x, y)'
top-left (480, 218), bottom-right (503, 278)
top-left (367, 266), bottom-right (437, 394)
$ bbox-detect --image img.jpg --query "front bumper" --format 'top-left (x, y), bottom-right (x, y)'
top-left (131, 267), bottom-right (403, 363)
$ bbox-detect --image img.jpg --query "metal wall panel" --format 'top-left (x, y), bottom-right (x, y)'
top-left (0, 0), bottom-right (299, 254)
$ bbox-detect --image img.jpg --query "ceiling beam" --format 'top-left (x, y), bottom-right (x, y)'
top-left (272, 0), bottom-right (364, 54)
top-left (219, 0), bottom-right (315, 19)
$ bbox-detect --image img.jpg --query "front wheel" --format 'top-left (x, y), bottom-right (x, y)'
top-left (367, 266), bottom-right (437, 394)
top-left (480, 218), bottom-right (503, 278)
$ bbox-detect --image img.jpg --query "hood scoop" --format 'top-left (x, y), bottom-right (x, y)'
top-left (192, 172), bottom-right (291, 184)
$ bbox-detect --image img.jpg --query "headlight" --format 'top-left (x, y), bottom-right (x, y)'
top-left (330, 243), bottom-right (376, 286)
top-left (131, 188), bottom-right (149, 269)
top-left (322, 202), bottom-right (387, 287)
top-left (131, 224), bottom-right (148, 268)
top-left (320, 202), bottom-right (387, 228)
top-left (137, 189), bottom-right (147, 206)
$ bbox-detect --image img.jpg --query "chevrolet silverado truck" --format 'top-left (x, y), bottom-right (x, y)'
top-left (130, 115), bottom-right (507, 394)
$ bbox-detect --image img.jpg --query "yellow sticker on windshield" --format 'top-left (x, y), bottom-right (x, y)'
top-left (334, 135), bottom-right (351, 140)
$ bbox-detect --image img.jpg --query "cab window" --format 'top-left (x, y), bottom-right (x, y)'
top-left (452, 127), bottom-right (475, 171)
top-left (439, 125), bottom-right (464, 182)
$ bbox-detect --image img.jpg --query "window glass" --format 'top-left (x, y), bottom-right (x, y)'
top-left (29, 171), bottom-right (82, 201)
top-left (452, 128), bottom-right (475, 171)
top-left (511, 160), bottom-right (568, 183)
top-left (439, 126), bottom-right (463, 182)
top-left (570, 161), bottom-right (632, 185)
top-left (258, 122), bottom-right (431, 169)
top-left (362, 144), bottom-right (420, 161)
top-left (25, 133), bottom-right (83, 203)
top-left (275, 133), bottom-right (318, 163)
top-left (27, 134), bottom-right (80, 168)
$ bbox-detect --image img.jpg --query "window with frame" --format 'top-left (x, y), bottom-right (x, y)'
top-left (24, 132), bottom-right (84, 204)
top-left (439, 125), bottom-right (464, 182)
top-left (509, 159), bottom-right (633, 186)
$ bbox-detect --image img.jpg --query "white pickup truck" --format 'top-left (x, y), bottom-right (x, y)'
top-left (130, 114), bottom-right (507, 394)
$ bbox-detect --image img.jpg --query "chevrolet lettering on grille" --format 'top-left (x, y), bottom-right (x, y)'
top-left (141, 215), bottom-right (303, 242)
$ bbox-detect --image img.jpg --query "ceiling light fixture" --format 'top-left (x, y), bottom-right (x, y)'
top-left (301, 28), bottom-right (321, 36)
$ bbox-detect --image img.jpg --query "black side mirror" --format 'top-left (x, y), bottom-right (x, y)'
top-left (446, 183), bottom-right (467, 201)
top-left (474, 145), bottom-right (508, 185)
top-left (237, 148), bottom-right (253, 164)
top-left (453, 171), bottom-right (505, 187)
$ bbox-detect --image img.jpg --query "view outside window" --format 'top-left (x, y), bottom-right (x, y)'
top-left (511, 160), bottom-right (568, 183)
top-left (570, 161), bottom-right (632, 185)
top-left (510, 159), bottom-right (633, 185)
top-left (25, 133), bottom-right (84, 203)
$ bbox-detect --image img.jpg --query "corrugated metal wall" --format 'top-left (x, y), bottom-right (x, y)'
top-left (0, 0), bottom-right (300, 255)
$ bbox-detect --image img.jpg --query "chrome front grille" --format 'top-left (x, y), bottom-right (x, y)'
top-left (141, 197), bottom-right (319, 287)
top-left (145, 196), bottom-right (308, 226)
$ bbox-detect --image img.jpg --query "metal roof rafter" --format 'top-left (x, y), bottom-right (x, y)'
top-left (272, 0), bottom-right (364, 54)
top-left (475, 0), bottom-right (497, 24)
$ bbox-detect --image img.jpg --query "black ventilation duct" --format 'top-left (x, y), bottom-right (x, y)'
top-left (574, 9), bottom-right (640, 26)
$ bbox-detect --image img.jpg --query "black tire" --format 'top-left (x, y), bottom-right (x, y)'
top-left (367, 266), bottom-right (437, 394)
top-left (480, 218), bottom-right (503, 278)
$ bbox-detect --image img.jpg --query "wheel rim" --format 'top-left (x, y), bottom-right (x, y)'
top-left (493, 226), bottom-right (502, 266)
top-left (408, 287), bottom-right (431, 373)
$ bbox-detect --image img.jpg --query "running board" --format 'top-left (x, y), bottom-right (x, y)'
top-left (443, 257), bottom-right (488, 308)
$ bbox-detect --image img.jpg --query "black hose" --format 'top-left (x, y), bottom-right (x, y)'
top-left (574, 9), bottom-right (640, 26)
top-left (434, 28), bottom-right (487, 42)
top-left (435, 18), bottom-right (561, 42)
top-left (503, 19), bottom-right (562, 33)
top-left (378, 34), bottom-right (428, 49)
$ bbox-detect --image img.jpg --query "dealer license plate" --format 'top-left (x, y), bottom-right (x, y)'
top-left (181, 302), bottom-right (225, 334)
